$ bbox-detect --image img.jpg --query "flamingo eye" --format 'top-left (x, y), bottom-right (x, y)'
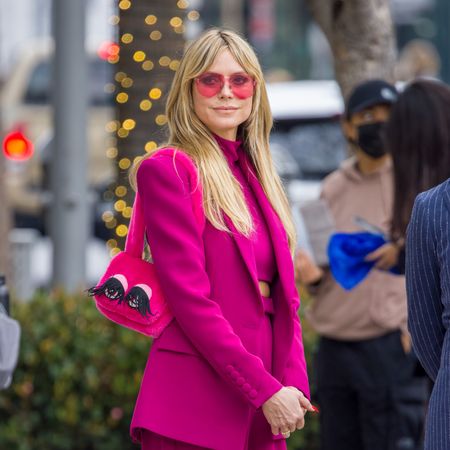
top-left (125, 285), bottom-right (154, 318)
top-left (87, 277), bottom-right (126, 301)
top-left (104, 285), bottom-right (122, 300)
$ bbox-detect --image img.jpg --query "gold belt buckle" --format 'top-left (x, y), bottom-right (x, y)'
top-left (258, 280), bottom-right (270, 298)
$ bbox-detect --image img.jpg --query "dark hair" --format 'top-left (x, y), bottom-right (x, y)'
top-left (385, 79), bottom-right (450, 238)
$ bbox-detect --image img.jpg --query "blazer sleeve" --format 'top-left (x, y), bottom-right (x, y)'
top-left (136, 154), bottom-right (283, 408)
top-left (281, 291), bottom-right (311, 399)
top-left (406, 193), bottom-right (445, 381)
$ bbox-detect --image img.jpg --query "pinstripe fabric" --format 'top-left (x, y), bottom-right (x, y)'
top-left (406, 178), bottom-right (450, 449)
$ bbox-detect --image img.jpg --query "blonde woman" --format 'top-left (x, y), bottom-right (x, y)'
top-left (129, 28), bottom-right (313, 450)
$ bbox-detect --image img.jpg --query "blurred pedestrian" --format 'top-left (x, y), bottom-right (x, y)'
top-left (296, 79), bottom-right (425, 450)
top-left (385, 79), bottom-right (450, 263)
top-left (394, 39), bottom-right (441, 82)
top-left (128, 28), bottom-right (314, 450)
top-left (386, 78), bottom-right (450, 449)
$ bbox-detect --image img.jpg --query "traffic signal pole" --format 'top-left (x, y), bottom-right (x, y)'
top-left (50, 0), bottom-right (89, 292)
top-left (0, 3), bottom-right (12, 285)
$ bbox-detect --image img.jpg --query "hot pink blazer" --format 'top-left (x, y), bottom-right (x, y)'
top-left (130, 149), bottom-right (310, 450)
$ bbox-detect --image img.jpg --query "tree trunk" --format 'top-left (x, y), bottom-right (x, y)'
top-left (113, 1), bottom-right (187, 251)
top-left (305, 0), bottom-right (396, 99)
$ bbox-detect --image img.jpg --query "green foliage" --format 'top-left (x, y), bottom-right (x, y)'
top-left (0, 289), bottom-right (320, 450)
top-left (0, 290), bottom-right (149, 450)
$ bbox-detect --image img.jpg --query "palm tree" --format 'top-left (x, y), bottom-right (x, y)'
top-left (110, 0), bottom-right (189, 251)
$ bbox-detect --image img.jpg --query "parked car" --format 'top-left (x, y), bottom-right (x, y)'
top-left (266, 80), bottom-right (347, 250)
top-left (1, 40), bottom-right (115, 240)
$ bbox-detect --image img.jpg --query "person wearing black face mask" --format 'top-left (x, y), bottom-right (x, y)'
top-left (342, 80), bottom-right (401, 270)
top-left (354, 121), bottom-right (387, 159)
top-left (294, 80), bottom-right (427, 450)
top-left (345, 83), bottom-right (392, 160)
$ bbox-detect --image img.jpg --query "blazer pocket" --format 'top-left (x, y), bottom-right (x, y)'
top-left (153, 320), bottom-right (201, 357)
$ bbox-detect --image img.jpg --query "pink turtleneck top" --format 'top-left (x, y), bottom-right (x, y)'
top-left (214, 134), bottom-right (277, 284)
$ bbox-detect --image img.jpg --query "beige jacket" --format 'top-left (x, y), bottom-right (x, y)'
top-left (306, 156), bottom-right (407, 340)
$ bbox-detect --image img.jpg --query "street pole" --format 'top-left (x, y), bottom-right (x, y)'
top-left (50, 0), bottom-right (89, 292)
top-left (220, 0), bottom-right (245, 34)
top-left (0, 3), bottom-right (12, 284)
top-left (0, 116), bottom-right (12, 283)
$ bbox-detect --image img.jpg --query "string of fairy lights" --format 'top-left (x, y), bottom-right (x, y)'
top-left (102, 0), bottom-right (200, 257)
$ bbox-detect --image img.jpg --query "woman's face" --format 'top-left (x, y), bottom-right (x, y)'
top-left (192, 49), bottom-right (254, 141)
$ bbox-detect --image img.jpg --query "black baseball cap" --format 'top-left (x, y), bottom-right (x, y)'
top-left (346, 79), bottom-right (398, 119)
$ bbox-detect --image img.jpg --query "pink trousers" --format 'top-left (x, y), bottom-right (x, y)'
top-left (140, 409), bottom-right (287, 449)
top-left (140, 297), bottom-right (286, 450)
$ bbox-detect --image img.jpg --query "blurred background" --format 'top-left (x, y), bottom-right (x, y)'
top-left (0, 1), bottom-right (448, 448)
top-left (1, 0), bottom-right (449, 298)
top-left (1, 0), bottom-right (449, 297)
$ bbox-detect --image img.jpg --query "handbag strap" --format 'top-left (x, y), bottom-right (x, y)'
top-left (124, 149), bottom-right (204, 258)
top-left (124, 192), bottom-right (146, 257)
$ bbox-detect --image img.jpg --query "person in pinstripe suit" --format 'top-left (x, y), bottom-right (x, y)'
top-left (386, 79), bottom-right (450, 448)
top-left (406, 179), bottom-right (450, 449)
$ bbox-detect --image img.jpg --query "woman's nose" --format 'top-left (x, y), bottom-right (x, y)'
top-left (219, 80), bottom-right (233, 98)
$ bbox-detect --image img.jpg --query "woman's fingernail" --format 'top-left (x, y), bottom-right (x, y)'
top-left (312, 405), bottom-right (320, 413)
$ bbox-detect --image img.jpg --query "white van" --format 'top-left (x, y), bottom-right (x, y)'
top-left (266, 80), bottom-right (347, 250)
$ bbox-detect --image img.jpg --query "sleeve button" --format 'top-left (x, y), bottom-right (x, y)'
top-left (225, 365), bottom-right (234, 374)
top-left (236, 377), bottom-right (245, 386)
top-left (242, 383), bottom-right (251, 393)
top-left (249, 390), bottom-right (258, 399)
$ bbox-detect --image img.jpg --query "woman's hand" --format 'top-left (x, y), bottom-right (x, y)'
top-left (400, 331), bottom-right (412, 354)
top-left (365, 243), bottom-right (399, 270)
top-left (285, 386), bottom-right (316, 412)
top-left (294, 249), bottom-right (324, 285)
top-left (261, 387), bottom-right (307, 438)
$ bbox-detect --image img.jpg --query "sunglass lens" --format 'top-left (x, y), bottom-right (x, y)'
top-left (230, 74), bottom-right (255, 99)
top-left (196, 73), bottom-right (223, 97)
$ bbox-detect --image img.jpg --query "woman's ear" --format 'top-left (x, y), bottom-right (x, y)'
top-left (341, 118), bottom-right (357, 142)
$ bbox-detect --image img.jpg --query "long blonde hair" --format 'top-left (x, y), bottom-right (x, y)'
top-left (130, 28), bottom-right (297, 255)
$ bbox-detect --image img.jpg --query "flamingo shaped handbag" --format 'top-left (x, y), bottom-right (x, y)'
top-left (88, 149), bottom-right (204, 337)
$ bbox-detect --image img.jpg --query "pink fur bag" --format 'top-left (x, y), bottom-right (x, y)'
top-left (88, 149), bottom-right (204, 337)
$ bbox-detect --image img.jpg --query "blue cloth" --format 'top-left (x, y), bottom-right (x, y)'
top-left (328, 232), bottom-right (399, 291)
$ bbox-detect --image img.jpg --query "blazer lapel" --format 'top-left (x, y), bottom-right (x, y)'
top-left (242, 158), bottom-right (296, 378)
top-left (223, 214), bottom-right (261, 301)
top-left (223, 155), bottom-right (296, 310)
top-left (242, 158), bottom-right (296, 305)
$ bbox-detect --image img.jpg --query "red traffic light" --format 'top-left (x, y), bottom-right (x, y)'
top-left (97, 41), bottom-right (120, 61)
top-left (3, 130), bottom-right (34, 161)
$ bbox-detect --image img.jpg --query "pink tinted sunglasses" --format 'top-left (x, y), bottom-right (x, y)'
top-left (194, 72), bottom-right (256, 99)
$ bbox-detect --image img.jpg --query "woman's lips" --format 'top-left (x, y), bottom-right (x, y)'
top-left (213, 106), bottom-right (238, 111)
